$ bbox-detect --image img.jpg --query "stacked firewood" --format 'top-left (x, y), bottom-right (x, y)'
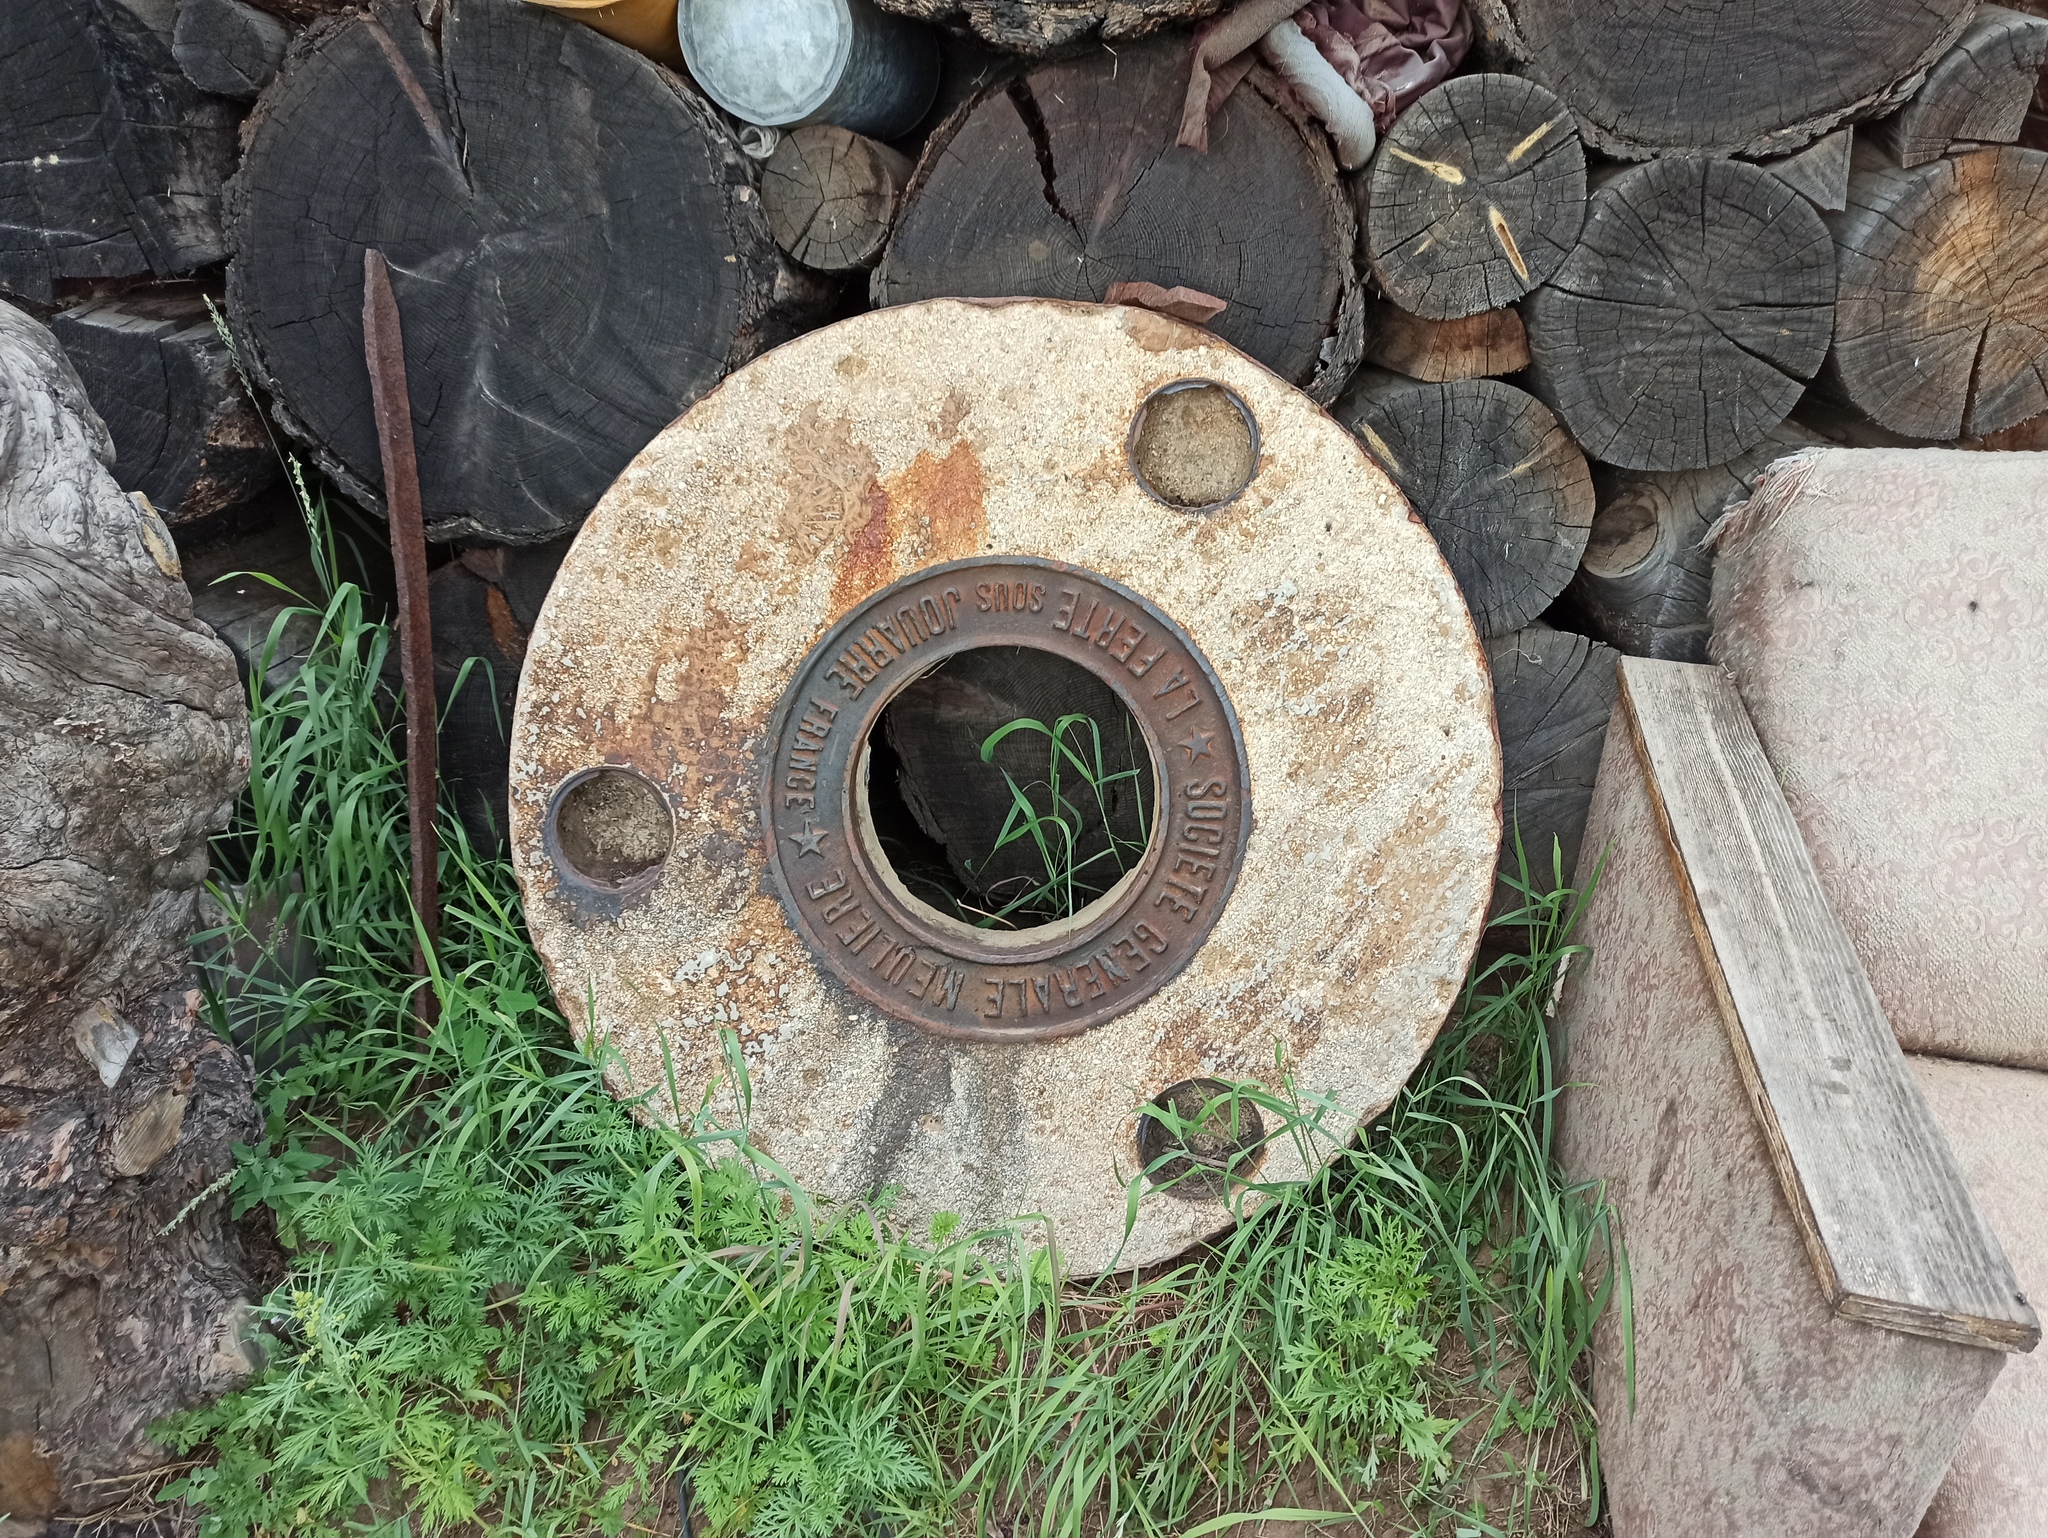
top-left (8, 0), bottom-right (2048, 874)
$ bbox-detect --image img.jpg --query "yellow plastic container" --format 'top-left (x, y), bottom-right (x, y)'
top-left (524, 0), bottom-right (683, 66)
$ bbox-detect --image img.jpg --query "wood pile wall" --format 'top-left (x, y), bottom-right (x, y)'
top-left (6, 0), bottom-right (2047, 857)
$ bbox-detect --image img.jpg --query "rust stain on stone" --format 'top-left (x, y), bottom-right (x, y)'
top-left (828, 477), bottom-right (896, 614)
top-left (891, 439), bottom-right (987, 566)
top-left (934, 389), bottom-right (971, 440)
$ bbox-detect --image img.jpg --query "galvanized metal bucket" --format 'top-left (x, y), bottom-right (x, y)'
top-left (678, 0), bottom-right (938, 140)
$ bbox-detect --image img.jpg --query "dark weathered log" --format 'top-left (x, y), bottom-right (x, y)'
top-left (1337, 368), bottom-right (1591, 638)
top-left (51, 290), bottom-right (278, 524)
top-left (762, 125), bottom-right (914, 273)
top-left (1522, 156), bottom-right (1836, 472)
top-left (1823, 146), bottom-right (2048, 440)
top-left (876, 646), bottom-right (1147, 919)
top-left (181, 499), bottom-right (325, 691)
top-left (1871, 5), bottom-right (2048, 167)
top-left (1363, 73), bottom-right (1585, 320)
top-left (0, 299), bottom-right (259, 1524)
top-left (1486, 621), bottom-right (1618, 900)
top-left (1760, 128), bottom-right (1853, 211)
top-left (226, 0), bottom-right (832, 544)
top-left (874, 41), bottom-right (1362, 403)
top-left (0, 0), bottom-right (240, 303)
top-left (1471, 0), bottom-right (1975, 159)
top-left (872, 0), bottom-right (1222, 54)
top-left (1568, 426), bottom-right (1818, 664)
top-left (428, 540), bottom-right (572, 855)
top-left (173, 0), bottom-right (294, 98)
top-left (1364, 299), bottom-right (1528, 382)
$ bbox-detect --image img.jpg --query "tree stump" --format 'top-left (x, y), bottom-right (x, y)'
top-left (1486, 622), bottom-right (1619, 900)
top-left (0, 299), bottom-right (260, 1526)
top-left (225, 0), bottom-right (831, 544)
top-left (51, 291), bottom-right (278, 524)
top-left (0, 0), bottom-right (240, 304)
top-left (173, 0), bottom-right (295, 98)
top-left (761, 125), bottom-right (914, 273)
top-left (1364, 300), bottom-right (1529, 382)
top-left (1522, 156), bottom-right (1836, 472)
top-left (1337, 369), bottom-right (1592, 638)
top-left (1823, 146), bottom-right (2048, 440)
top-left (1363, 73), bottom-right (1586, 320)
top-left (1871, 5), bottom-right (2048, 167)
top-left (874, 41), bottom-right (1362, 403)
top-left (1471, 0), bottom-right (1977, 158)
top-left (871, 0), bottom-right (1223, 54)
top-left (1569, 426), bottom-right (1818, 664)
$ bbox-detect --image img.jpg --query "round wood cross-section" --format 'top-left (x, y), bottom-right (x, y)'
top-left (508, 299), bottom-right (1500, 1275)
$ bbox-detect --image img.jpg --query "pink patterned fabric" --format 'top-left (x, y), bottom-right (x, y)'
top-left (1178, 0), bottom-right (1470, 151)
top-left (1708, 448), bottom-right (2048, 1070)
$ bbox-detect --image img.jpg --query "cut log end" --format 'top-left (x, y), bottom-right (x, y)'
top-left (874, 42), bottom-right (1361, 402)
top-left (761, 125), bottom-right (914, 273)
top-left (226, 0), bottom-right (829, 544)
top-left (52, 291), bottom-right (278, 524)
top-left (1337, 369), bottom-right (1592, 638)
top-left (1364, 73), bottom-right (1586, 320)
top-left (1486, 621), bottom-right (1620, 905)
top-left (173, 0), bottom-right (294, 98)
top-left (1872, 5), bottom-right (2048, 167)
top-left (1364, 300), bottom-right (1529, 382)
top-left (1523, 156), bottom-right (1836, 472)
top-left (1483, 0), bottom-right (1977, 158)
top-left (1825, 146), bottom-right (2048, 440)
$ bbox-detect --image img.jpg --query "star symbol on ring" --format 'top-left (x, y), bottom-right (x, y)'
top-left (1178, 729), bottom-right (1214, 762)
top-left (786, 820), bottom-right (830, 857)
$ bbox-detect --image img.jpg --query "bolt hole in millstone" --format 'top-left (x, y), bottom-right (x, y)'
top-left (547, 767), bottom-right (674, 888)
top-left (866, 645), bottom-right (1157, 933)
top-left (1137, 1077), bottom-right (1269, 1197)
top-left (1129, 381), bottom-right (1258, 511)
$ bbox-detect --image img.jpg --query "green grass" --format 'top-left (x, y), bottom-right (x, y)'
top-left (962, 712), bottom-right (1152, 927)
top-left (163, 564), bottom-right (1626, 1538)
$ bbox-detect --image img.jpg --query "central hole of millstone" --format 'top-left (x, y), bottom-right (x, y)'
top-left (860, 645), bottom-right (1158, 933)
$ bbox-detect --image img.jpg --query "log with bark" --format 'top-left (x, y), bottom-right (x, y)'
top-left (51, 290), bottom-right (278, 524)
top-left (173, 0), bottom-right (296, 98)
top-left (874, 39), bottom-right (1363, 403)
top-left (225, 0), bottom-right (832, 544)
top-left (872, 0), bottom-right (1222, 54)
top-left (1521, 156), bottom-right (1836, 472)
top-left (1336, 368), bottom-right (1592, 638)
top-left (1364, 300), bottom-right (1529, 381)
top-left (1822, 146), bottom-right (2048, 440)
top-left (1870, 5), bottom-right (2048, 167)
top-left (1568, 426), bottom-right (1818, 664)
top-left (1485, 621), bottom-right (1618, 902)
top-left (1362, 72), bottom-right (1586, 320)
top-left (762, 126), bottom-right (915, 273)
top-left (0, 299), bottom-right (261, 1527)
top-left (0, 0), bottom-right (240, 303)
top-left (1471, 0), bottom-right (1976, 159)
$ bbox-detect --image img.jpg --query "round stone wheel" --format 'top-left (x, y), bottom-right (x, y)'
top-left (507, 299), bottom-right (1500, 1276)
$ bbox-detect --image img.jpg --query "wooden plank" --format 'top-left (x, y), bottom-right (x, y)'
top-left (1618, 657), bottom-right (2039, 1353)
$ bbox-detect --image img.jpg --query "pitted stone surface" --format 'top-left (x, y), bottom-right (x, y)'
top-left (509, 298), bottom-right (1500, 1275)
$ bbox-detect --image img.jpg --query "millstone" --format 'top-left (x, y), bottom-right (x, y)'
top-left (508, 299), bottom-right (1500, 1275)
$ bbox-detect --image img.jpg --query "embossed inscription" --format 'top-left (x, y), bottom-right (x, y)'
top-left (763, 557), bottom-right (1249, 1043)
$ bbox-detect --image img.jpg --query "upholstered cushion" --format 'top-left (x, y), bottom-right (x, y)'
top-left (1912, 1056), bottom-right (2048, 1538)
top-left (1709, 448), bottom-right (2048, 1070)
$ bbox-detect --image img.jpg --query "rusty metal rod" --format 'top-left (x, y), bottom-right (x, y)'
top-left (362, 247), bottom-right (440, 1025)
